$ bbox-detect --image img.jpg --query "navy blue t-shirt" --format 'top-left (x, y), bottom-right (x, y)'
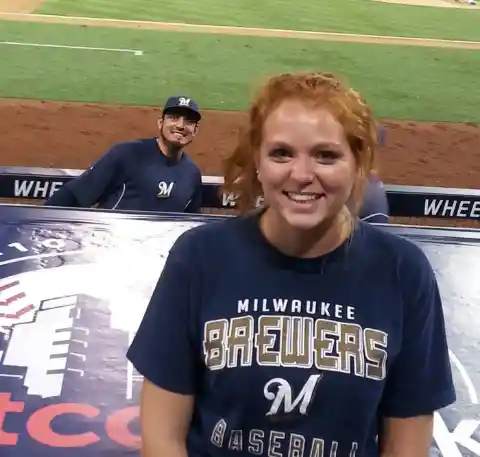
top-left (46, 138), bottom-right (203, 213)
top-left (127, 213), bottom-right (456, 457)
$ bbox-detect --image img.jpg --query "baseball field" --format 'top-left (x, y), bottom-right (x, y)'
top-left (0, 0), bottom-right (479, 226)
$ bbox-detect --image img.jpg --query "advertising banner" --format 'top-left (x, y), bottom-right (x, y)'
top-left (0, 205), bottom-right (478, 456)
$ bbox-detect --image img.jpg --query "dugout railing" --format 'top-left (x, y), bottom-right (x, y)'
top-left (0, 166), bottom-right (478, 222)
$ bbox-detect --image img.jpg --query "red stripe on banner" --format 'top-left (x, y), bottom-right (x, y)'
top-left (0, 292), bottom-right (26, 307)
top-left (0, 303), bottom-right (34, 319)
top-left (0, 281), bottom-right (19, 292)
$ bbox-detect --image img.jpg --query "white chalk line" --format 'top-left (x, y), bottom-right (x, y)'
top-left (1, 11), bottom-right (480, 48)
top-left (0, 40), bottom-right (144, 55)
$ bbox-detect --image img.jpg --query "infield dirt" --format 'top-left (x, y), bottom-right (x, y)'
top-left (0, 1), bottom-right (479, 228)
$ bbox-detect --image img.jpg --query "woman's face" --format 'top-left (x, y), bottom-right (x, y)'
top-left (257, 99), bottom-right (357, 232)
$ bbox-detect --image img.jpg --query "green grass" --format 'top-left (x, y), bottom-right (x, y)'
top-left (37, 0), bottom-right (480, 42)
top-left (1, 20), bottom-right (479, 122)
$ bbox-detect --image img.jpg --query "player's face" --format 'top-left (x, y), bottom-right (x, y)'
top-left (257, 99), bottom-right (357, 232)
top-left (159, 109), bottom-right (198, 147)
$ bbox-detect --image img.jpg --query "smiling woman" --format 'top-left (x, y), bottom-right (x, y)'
top-left (223, 71), bottom-right (377, 256)
top-left (127, 70), bottom-right (456, 457)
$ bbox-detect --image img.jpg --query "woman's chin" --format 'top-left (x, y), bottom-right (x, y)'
top-left (281, 210), bottom-right (330, 232)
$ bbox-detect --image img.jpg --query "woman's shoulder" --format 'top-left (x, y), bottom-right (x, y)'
top-left (168, 215), bottom-right (253, 260)
top-left (358, 221), bottom-right (435, 281)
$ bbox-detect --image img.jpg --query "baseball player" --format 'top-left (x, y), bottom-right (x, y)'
top-left (359, 125), bottom-right (390, 223)
top-left (359, 174), bottom-right (390, 223)
top-left (45, 96), bottom-right (204, 213)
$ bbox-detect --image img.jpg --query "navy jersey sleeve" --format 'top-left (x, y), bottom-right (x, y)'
top-left (126, 231), bottom-right (199, 395)
top-left (47, 145), bottom-right (125, 208)
top-left (379, 244), bottom-right (456, 417)
top-left (378, 125), bottom-right (386, 147)
top-left (44, 186), bottom-right (81, 207)
top-left (185, 176), bottom-right (203, 213)
top-left (359, 175), bottom-right (389, 224)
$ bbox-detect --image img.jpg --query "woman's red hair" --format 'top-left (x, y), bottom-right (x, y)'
top-left (222, 71), bottom-right (379, 214)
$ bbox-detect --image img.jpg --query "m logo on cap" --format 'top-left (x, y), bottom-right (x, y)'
top-left (178, 97), bottom-right (191, 107)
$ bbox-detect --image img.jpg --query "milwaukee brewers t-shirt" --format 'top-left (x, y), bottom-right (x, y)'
top-left (127, 212), bottom-right (456, 457)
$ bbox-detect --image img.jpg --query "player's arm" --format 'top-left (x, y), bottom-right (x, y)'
top-left (127, 232), bottom-right (199, 457)
top-left (44, 184), bottom-right (82, 207)
top-left (44, 145), bottom-right (124, 208)
top-left (185, 174), bottom-right (203, 213)
top-left (359, 174), bottom-right (389, 223)
top-left (378, 244), bottom-right (456, 457)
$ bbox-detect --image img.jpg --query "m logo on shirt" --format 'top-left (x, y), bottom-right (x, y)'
top-left (178, 97), bottom-right (191, 107)
top-left (264, 374), bottom-right (322, 417)
top-left (157, 181), bottom-right (174, 198)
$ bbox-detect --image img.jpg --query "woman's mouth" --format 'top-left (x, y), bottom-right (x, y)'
top-left (283, 191), bottom-right (323, 204)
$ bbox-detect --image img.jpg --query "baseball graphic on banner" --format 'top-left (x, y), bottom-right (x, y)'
top-left (0, 210), bottom-right (477, 457)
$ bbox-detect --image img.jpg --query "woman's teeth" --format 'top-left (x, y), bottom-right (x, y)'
top-left (285, 192), bottom-right (321, 203)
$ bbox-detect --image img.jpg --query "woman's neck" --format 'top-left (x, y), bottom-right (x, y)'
top-left (259, 208), bottom-right (353, 259)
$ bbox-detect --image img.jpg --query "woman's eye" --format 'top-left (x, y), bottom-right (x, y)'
top-left (269, 148), bottom-right (291, 160)
top-left (316, 150), bottom-right (339, 162)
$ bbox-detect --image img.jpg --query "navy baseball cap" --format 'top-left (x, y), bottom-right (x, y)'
top-left (163, 96), bottom-right (201, 121)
